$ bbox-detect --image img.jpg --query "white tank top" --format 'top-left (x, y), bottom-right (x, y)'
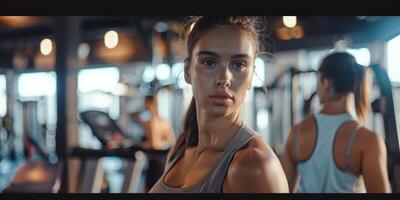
top-left (296, 113), bottom-right (365, 193)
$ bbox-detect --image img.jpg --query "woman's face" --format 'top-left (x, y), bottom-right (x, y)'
top-left (185, 26), bottom-right (257, 118)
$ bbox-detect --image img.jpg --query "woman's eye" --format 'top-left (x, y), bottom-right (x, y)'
top-left (231, 62), bottom-right (247, 70)
top-left (201, 60), bottom-right (216, 68)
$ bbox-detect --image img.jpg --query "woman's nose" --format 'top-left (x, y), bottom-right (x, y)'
top-left (215, 65), bottom-right (232, 88)
top-left (216, 79), bottom-right (230, 87)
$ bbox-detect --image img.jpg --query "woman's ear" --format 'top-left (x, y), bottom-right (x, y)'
top-left (323, 78), bottom-right (335, 95)
top-left (184, 58), bottom-right (191, 84)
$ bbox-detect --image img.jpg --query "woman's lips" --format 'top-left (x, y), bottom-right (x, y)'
top-left (210, 96), bottom-right (233, 104)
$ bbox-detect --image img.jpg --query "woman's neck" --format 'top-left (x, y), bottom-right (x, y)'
top-left (320, 95), bottom-right (351, 115)
top-left (195, 108), bottom-right (243, 156)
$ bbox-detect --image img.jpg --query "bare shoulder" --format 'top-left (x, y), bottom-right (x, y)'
top-left (289, 115), bottom-right (314, 136)
top-left (297, 115), bottom-right (316, 132)
top-left (357, 127), bottom-right (386, 154)
top-left (285, 115), bottom-right (315, 149)
top-left (232, 136), bottom-right (277, 167)
top-left (224, 135), bottom-right (289, 192)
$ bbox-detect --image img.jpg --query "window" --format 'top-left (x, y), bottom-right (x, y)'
top-left (387, 34), bottom-right (400, 83)
top-left (77, 67), bottom-right (120, 118)
top-left (17, 72), bottom-right (57, 125)
top-left (252, 57), bottom-right (266, 87)
top-left (347, 48), bottom-right (371, 66)
top-left (77, 67), bottom-right (120, 148)
top-left (18, 72), bottom-right (56, 98)
top-left (387, 34), bottom-right (400, 149)
top-left (78, 67), bottom-right (120, 94)
top-left (17, 71), bottom-right (57, 157)
top-left (0, 74), bottom-right (6, 117)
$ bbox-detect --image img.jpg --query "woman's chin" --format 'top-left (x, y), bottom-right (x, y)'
top-left (207, 106), bottom-right (233, 117)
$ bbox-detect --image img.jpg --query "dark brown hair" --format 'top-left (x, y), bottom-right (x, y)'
top-left (318, 52), bottom-right (369, 120)
top-left (168, 16), bottom-right (271, 162)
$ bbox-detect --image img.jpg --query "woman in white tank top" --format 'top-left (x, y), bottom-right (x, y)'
top-left (282, 52), bottom-right (391, 193)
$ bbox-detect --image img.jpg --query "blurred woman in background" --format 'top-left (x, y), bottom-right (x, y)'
top-left (130, 94), bottom-right (175, 191)
top-left (282, 52), bottom-right (391, 193)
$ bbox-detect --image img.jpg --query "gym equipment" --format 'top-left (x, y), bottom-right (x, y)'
top-left (2, 161), bottom-right (63, 193)
top-left (77, 110), bottom-right (168, 193)
top-left (264, 67), bottom-right (317, 148)
top-left (2, 100), bottom-right (60, 193)
top-left (0, 114), bottom-right (16, 161)
top-left (20, 100), bottom-right (53, 161)
top-left (69, 145), bottom-right (168, 193)
top-left (79, 110), bottom-right (136, 148)
top-left (0, 114), bottom-right (19, 191)
top-left (369, 64), bottom-right (400, 192)
top-left (3, 108), bottom-right (169, 193)
top-left (266, 67), bottom-right (316, 124)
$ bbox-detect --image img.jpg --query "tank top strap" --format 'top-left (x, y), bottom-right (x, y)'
top-left (155, 124), bottom-right (259, 193)
top-left (207, 125), bottom-right (260, 192)
top-left (164, 145), bottom-right (186, 174)
top-left (345, 125), bottom-right (361, 171)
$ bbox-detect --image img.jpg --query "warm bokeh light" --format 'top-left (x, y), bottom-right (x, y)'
top-left (104, 30), bottom-right (119, 49)
top-left (283, 16), bottom-right (297, 28)
top-left (40, 38), bottom-right (52, 56)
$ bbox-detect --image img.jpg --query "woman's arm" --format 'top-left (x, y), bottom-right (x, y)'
top-left (361, 130), bottom-right (391, 193)
top-left (282, 127), bottom-right (300, 192)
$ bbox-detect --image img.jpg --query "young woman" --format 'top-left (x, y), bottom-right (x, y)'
top-left (149, 16), bottom-right (288, 193)
top-left (282, 52), bottom-right (391, 193)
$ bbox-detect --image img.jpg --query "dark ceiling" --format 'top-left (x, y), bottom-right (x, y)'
top-left (0, 16), bottom-right (399, 52)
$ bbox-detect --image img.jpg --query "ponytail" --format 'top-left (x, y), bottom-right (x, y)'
top-left (168, 98), bottom-right (199, 162)
top-left (352, 63), bottom-right (369, 121)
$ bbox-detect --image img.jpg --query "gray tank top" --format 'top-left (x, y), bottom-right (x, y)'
top-left (149, 124), bottom-right (260, 193)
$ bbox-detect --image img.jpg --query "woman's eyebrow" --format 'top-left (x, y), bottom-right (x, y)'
top-left (230, 54), bottom-right (251, 60)
top-left (197, 50), bottom-right (219, 58)
top-left (197, 51), bottom-right (251, 60)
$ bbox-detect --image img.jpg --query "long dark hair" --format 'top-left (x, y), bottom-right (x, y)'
top-left (168, 16), bottom-right (270, 162)
top-left (318, 52), bottom-right (369, 120)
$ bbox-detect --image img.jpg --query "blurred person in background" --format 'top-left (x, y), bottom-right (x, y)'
top-left (282, 52), bottom-right (391, 193)
top-left (130, 94), bottom-right (175, 191)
